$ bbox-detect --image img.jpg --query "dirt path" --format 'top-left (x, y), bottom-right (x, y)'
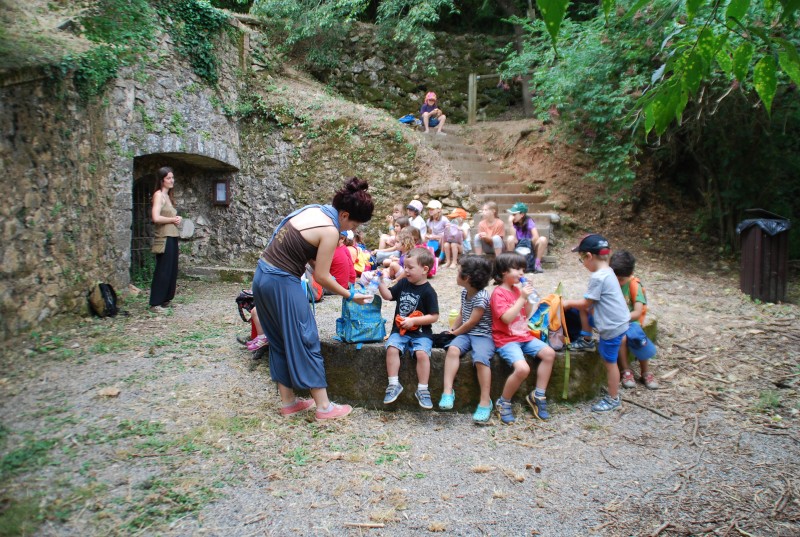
top-left (1, 239), bottom-right (798, 536)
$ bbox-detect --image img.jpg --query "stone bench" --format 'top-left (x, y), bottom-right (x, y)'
top-left (319, 320), bottom-right (656, 411)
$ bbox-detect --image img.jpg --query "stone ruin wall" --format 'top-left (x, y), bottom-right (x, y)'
top-left (0, 19), bottom-right (513, 340)
top-left (306, 23), bottom-right (518, 123)
top-left (0, 26), bottom-right (295, 339)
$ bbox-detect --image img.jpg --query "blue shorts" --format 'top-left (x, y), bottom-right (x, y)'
top-left (598, 334), bottom-right (624, 363)
top-left (496, 338), bottom-right (548, 367)
top-left (428, 117), bottom-right (439, 127)
top-left (446, 334), bottom-right (495, 367)
top-left (386, 332), bottom-right (433, 357)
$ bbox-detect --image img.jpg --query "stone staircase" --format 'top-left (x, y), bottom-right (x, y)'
top-left (422, 130), bottom-right (560, 268)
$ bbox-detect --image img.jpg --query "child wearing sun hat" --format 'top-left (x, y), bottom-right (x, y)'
top-left (420, 92), bottom-right (447, 135)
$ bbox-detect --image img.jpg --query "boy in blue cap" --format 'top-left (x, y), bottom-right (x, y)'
top-left (562, 234), bottom-right (630, 412)
top-left (610, 250), bottom-right (659, 389)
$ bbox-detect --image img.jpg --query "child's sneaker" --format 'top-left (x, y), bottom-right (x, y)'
top-left (472, 402), bottom-right (493, 424)
top-left (525, 393), bottom-right (550, 420)
top-left (279, 398), bottom-right (315, 416)
top-left (315, 403), bottom-right (352, 420)
top-left (570, 337), bottom-right (596, 351)
top-left (621, 369), bottom-right (636, 389)
top-left (438, 392), bottom-right (455, 410)
top-left (495, 397), bottom-right (515, 424)
top-left (383, 383), bottom-right (403, 404)
top-left (591, 395), bottom-right (621, 412)
top-left (415, 389), bottom-right (433, 409)
top-left (642, 372), bottom-right (659, 390)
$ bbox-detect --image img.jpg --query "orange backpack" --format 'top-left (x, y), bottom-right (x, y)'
top-left (627, 277), bottom-right (647, 325)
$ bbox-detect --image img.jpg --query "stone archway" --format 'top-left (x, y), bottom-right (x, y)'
top-left (131, 153), bottom-right (239, 288)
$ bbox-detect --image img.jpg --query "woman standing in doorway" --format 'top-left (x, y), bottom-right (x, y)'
top-left (253, 177), bottom-right (374, 420)
top-left (149, 167), bottom-right (182, 311)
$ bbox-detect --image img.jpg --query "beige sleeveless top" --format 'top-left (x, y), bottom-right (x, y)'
top-left (155, 198), bottom-right (179, 238)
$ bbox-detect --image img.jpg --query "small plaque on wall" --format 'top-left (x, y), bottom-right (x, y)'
top-left (213, 179), bottom-right (230, 206)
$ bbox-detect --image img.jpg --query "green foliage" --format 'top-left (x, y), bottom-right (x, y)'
top-left (251, 0), bottom-right (456, 73)
top-left (376, 0), bottom-right (459, 75)
top-left (210, 0), bottom-right (254, 12)
top-left (504, 14), bottom-right (651, 190)
top-left (1, 438), bottom-right (59, 479)
top-left (58, 0), bottom-right (158, 100)
top-left (66, 46), bottom-right (120, 99)
top-left (157, 0), bottom-right (230, 84)
top-left (81, 0), bottom-right (156, 54)
top-left (131, 253), bottom-right (156, 288)
top-left (505, 0), bottom-right (799, 255)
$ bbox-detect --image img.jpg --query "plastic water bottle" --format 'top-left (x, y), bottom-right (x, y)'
top-left (364, 270), bottom-right (382, 301)
top-left (519, 277), bottom-right (540, 305)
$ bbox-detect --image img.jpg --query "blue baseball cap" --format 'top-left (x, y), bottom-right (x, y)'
top-left (626, 323), bottom-right (657, 360)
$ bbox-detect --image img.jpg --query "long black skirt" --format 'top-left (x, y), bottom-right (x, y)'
top-left (149, 236), bottom-right (178, 307)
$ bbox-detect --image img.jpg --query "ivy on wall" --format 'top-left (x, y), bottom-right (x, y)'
top-left (56, 0), bottom-right (231, 100)
top-left (157, 0), bottom-right (231, 85)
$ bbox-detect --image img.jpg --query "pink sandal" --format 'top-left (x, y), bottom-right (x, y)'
top-left (246, 335), bottom-right (268, 351)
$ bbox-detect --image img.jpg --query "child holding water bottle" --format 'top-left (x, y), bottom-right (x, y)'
top-left (490, 252), bottom-right (556, 423)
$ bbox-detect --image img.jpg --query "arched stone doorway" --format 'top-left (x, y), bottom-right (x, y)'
top-left (131, 153), bottom-right (239, 288)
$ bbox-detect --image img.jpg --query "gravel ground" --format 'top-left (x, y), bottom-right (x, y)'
top-left (1, 239), bottom-right (799, 536)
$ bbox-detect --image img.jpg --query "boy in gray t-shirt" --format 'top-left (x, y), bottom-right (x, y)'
top-left (563, 234), bottom-right (630, 412)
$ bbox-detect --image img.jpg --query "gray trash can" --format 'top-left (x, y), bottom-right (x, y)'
top-left (736, 210), bottom-right (791, 303)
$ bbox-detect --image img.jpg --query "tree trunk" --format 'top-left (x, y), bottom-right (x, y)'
top-left (497, 0), bottom-right (534, 117)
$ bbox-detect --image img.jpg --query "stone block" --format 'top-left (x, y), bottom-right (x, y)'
top-left (320, 340), bottom-right (607, 412)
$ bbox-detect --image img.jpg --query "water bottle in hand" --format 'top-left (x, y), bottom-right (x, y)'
top-left (365, 270), bottom-right (382, 299)
top-left (519, 277), bottom-right (540, 305)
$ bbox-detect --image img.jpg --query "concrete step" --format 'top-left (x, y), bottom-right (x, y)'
top-left (439, 150), bottom-right (485, 162)
top-left (428, 140), bottom-right (479, 154)
top-left (472, 192), bottom-right (549, 205)
top-left (525, 202), bottom-right (561, 213)
top-left (448, 160), bottom-right (498, 173)
top-left (456, 171), bottom-right (517, 183)
top-left (470, 182), bottom-right (533, 194)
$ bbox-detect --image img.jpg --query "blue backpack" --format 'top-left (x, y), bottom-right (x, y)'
top-left (334, 284), bottom-right (387, 349)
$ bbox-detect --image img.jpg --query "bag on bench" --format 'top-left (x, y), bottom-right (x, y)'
top-left (334, 284), bottom-right (387, 349)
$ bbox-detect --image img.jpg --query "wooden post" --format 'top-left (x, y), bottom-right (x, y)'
top-left (468, 73), bottom-right (477, 125)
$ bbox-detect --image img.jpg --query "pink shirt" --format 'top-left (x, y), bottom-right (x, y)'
top-left (491, 286), bottom-right (534, 348)
top-left (479, 218), bottom-right (505, 238)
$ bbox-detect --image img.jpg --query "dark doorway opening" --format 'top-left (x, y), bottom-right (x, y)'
top-left (131, 174), bottom-right (156, 287)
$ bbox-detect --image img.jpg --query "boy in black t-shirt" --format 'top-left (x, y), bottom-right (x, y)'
top-left (377, 248), bottom-right (440, 409)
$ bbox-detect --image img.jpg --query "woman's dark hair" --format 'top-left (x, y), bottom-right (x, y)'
top-left (153, 167), bottom-right (176, 207)
top-left (332, 177), bottom-right (374, 223)
top-left (459, 255), bottom-right (492, 290)
top-left (493, 252), bottom-right (527, 284)
top-left (513, 214), bottom-right (532, 232)
top-left (610, 250), bottom-right (636, 277)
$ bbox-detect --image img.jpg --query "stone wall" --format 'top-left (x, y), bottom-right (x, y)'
top-left (307, 23), bottom-right (521, 123)
top-left (0, 77), bottom-right (113, 337)
top-left (0, 19), bottom-right (508, 340)
top-left (0, 27), bottom-right (260, 339)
